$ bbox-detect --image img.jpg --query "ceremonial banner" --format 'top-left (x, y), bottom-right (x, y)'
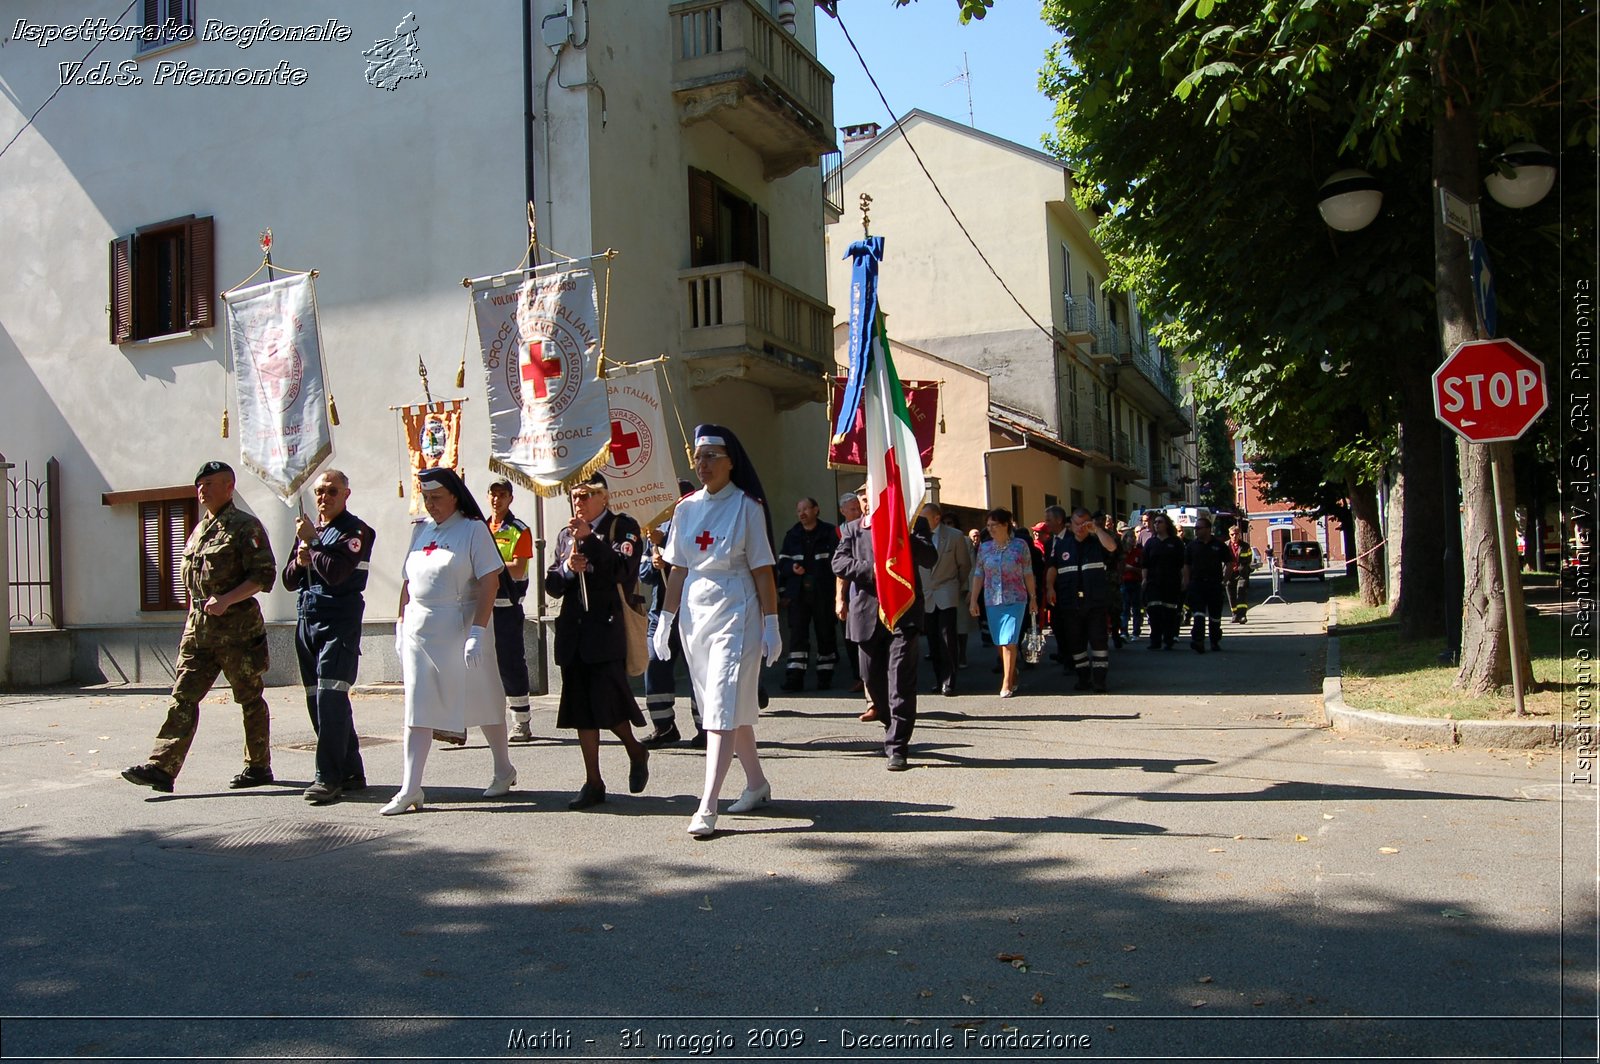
top-left (400, 400), bottom-right (464, 515)
top-left (223, 273), bottom-right (332, 499)
top-left (832, 236), bottom-right (885, 443)
top-left (828, 376), bottom-right (939, 470)
top-left (473, 267), bottom-right (609, 496)
top-left (846, 237), bottom-right (926, 629)
top-left (602, 368), bottom-right (682, 529)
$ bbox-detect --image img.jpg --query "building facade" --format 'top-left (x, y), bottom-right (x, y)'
top-left (1, 0), bottom-right (838, 685)
top-left (823, 110), bottom-right (1195, 525)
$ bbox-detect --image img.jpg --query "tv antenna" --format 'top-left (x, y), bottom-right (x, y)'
top-left (942, 52), bottom-right (973, 127)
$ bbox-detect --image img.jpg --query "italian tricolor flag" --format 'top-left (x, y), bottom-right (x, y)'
top-left (835, 235), bottom-right (927, 629)
top-left (864, 311), bottom-right (927, 629)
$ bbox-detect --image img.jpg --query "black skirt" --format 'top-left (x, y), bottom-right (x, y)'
top-left (555, 659), bottom-right (646, 730)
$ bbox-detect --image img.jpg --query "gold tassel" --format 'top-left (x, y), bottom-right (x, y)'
top-left (455, 360), bottom-right (465, 389)
top-left (220, 409), bottom-right (229, 438)
top-left (398, 479), bottom-right (405, 498)
top-left (328, 395), bottom-right (341, 426)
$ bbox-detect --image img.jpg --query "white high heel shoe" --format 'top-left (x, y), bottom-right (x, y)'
top-left (379, 788), bottom-right (425, 815)
top-left (483, 769), bottom-right (517, 798)
top-left (687, 811), bottom-right (718, 837)
top-left (728, 780), bottom-right (771, 813)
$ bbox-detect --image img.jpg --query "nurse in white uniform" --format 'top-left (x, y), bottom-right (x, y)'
top-left (382, 468), bottom-right (516, 815)
top-left (654, 426), bottom-right (782, 837)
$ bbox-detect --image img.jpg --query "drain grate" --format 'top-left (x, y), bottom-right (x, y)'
top-left (159, 819), bottom-right (386, 861)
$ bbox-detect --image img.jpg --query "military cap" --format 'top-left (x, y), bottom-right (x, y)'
top-left (194, 460), bottom-right (234, 484)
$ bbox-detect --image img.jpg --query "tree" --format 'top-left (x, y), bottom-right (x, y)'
top-left (1040, 0), bottom-right (1591, 693)
top-left (1038, 0), bottom-right (1445, 639)
top-left (1195, 406), bottom-right (1236, 514)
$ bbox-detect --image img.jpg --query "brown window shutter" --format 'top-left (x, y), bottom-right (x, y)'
top-left (110, 237), bottom-right (134, 343)
top-left (167, 501), bottom-right (193, 608)
top-left (142, 0), bottom-right (160, 28)
top-left (757, 208), bottom-right (770, 273)
top-left (688, 168), bottom-right (715, 268)
top-left (139, 503), bottom-right (162, 609)
top-left (186, 215), bottom-right (215, 329)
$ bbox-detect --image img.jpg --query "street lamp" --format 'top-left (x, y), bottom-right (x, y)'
top-left (1316, 169), bottom-right (1383, 231)
top-left (1483, 142), bottom-right (1557, 209)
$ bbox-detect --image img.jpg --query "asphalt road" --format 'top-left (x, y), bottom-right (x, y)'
top-left (1, 578), bottom-right (1594, 1062)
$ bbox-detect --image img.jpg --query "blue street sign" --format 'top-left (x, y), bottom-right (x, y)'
top-left (1471, 238), bottom-right (1499, 337)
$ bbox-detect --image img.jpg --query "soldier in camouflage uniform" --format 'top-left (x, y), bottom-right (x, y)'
top-left (122, 461), bottom-right (278, 793)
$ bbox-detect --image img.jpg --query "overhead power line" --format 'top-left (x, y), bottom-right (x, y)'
top-left (833, 9), bottom-right (1055, 346)
top-left (0, 1), bottom-right (139, 165)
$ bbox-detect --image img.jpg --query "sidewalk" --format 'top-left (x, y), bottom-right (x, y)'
top-left (1, 578), bottom-right (1593, 1060)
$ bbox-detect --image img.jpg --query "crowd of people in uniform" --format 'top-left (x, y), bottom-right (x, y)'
top-left (119, 442), bottom-right (1256, 838)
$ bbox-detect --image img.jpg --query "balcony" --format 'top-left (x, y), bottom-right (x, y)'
top-left (1109, 431), bottom-right (1146, 479)
top-left (671, 0), bottom-right (837, 180)
top-left (1119, 335), bottom-right (1190, 435)
top-left (821, 150), bottom-right (844, 223)
top-left (679, 262), bottom-right (832, 409)
top-left (1063, 295), bottom-right (1097, 344)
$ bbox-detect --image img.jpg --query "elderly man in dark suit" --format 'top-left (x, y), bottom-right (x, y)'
top-left (832, 487), bottom-right (938, 771)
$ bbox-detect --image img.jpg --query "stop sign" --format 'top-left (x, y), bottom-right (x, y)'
top-left (1432, 338), bottom-right (1548, 443)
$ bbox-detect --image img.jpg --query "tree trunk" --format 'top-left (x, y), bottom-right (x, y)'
top-left (1347, 474), bottom-right (1385, 606)
top-left (1429, 45), bottom-right (1525, 693)
top-left (1455, 440), bottom-right (1511, 691)
top-left (1385, 464), bottom-right (1404, 608)
top-left (1391, 356), bottom-right (1447, 639)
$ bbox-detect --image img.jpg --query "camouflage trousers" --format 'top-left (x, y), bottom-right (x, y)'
top-left (148, 634), bottom-right (271, 778)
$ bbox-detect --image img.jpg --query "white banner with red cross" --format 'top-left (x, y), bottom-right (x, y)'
top-left (601, 366), bottom-right (681, 529)
top-left (223, 272), bottom-right (332, 500)
top-left (472, 267), bottom-right (610, 496)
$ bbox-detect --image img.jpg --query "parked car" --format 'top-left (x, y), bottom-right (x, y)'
top-left (1281, 540), bottom-right (1324, 581)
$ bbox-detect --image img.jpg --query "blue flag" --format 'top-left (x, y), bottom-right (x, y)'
top-left (832, 236), bottom-right (885, 443)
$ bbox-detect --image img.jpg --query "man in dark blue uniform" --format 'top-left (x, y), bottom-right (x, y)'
top-left (1044, 506), bottom-right (1119, 691)
top-left (1184, 516), bottom-right (1231, 652)
top-left (283, 469), bottom-right (374, 804)
top-left (486, 478), bottom-right (538, 742)
top-left (778, 496), bottom-right (840, 691)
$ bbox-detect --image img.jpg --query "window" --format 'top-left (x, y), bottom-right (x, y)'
top-left (139, 498), bottom-right (196, 611)
top-left (1044, 493), bottom-right (1059, 511)
top-left (1070, 489), bottom-right (1084, 510)
top-left (109, 214), bottom-right (215, 343)
top-left (1010, 485), bottom-right (1024, 526)
top-left (137, 0), bottom-right (196, 54)
top-left (688, 168), bottom-right (769, 271)
top-left (1060, 244), bottom-right (1072, 314)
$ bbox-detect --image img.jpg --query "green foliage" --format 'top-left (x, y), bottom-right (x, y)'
top-left (1036, 0), bottom-right (1585, 495)
top-left (893, 0), bottom-right (995, 24)
top-left (1195, 405), bottom-right (1237, 512)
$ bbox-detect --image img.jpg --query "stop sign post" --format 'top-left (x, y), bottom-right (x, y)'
top-left (1433, 338), bottom-right (1546, 715)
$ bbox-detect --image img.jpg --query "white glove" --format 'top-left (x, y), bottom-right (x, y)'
top-left (394, 620), bottom-right (405, 657)
top-left (464, 625), bottom-right (486, 669)
top-left (762, 614), bottom-right (782, 666)
top-left (652, 611), bottom-right (675, 661)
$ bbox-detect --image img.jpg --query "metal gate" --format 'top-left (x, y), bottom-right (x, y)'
top-left (7, 457), bottom-right (62, 628)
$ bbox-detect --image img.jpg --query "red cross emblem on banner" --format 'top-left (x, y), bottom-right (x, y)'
top-left (609, 420), bottom-right (642, 466)
top-left (695, 530), bottom-right (715, 551)
top-left (519, 341), bottom-right (562, 401)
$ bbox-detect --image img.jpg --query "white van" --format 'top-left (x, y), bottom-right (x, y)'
top-left (1129, 503), bottom-right (1214, 533)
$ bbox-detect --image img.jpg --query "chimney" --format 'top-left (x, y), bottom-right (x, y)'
top-left (842, 122), bottom-right (881, 145)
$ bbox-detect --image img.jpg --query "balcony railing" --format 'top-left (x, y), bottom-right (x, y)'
top-left (1064, 296), bottom-right (1097, 339)
top-left (1123, 334), bottom-right (1180, 405)
top-left (671, 0), bottom-right (837, 179)
top-left (821, 149), bottom-right (844, 221)
top-left (679, 262), bottom-right (831, 408)
top-left (1103, 321), bottom-right (1131, 357)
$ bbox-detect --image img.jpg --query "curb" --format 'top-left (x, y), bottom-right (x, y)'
top-left (1322, 600), bottom-right (1577, 749)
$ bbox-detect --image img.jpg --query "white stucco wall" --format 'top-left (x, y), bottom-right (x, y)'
top-left (2, 0), bottom-right (839, 655)
top-left (1, 1), bottom-right (528, 632)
